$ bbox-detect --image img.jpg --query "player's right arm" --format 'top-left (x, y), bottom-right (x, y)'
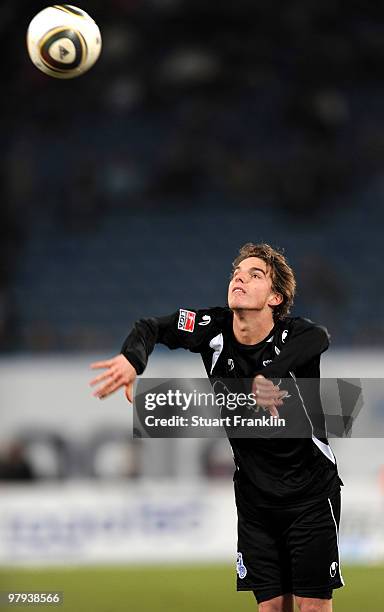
top-left (90, 354), bottom-right (137, 401)
top-left (90, 309), bottom-right (215, 401)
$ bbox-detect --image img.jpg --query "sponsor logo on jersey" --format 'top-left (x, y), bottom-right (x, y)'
top-left (227, 358), bottom-right (235, 371)
top-left (178, 309), bottom-right (196, 332)
top-left (282, 329), bottom-right (288, 343)
top-left (198, 315), bottom-right (211, 326)
top-left (236, 552), bottom-right (247, 579)
top-left (330, 561), bottom-right (338, 578)
top-left (263, 359), bottom-right (272, 367)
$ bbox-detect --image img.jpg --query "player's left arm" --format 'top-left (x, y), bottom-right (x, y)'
top-left (252, 318), bottom-right (330, 412)
top-left (257, 317), bottom-right (330, 379)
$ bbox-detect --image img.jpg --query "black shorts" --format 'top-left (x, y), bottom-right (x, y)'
top-left (235, 485), bottom-right (344, 604)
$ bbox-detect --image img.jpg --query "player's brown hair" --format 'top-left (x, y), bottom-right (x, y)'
top-left (232, 243), bottom-right (296, 320)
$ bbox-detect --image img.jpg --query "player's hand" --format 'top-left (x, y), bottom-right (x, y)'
top-left (251, 375), bottom-right (288, 417)
top-left (89, 354), bottom-right (137, 402)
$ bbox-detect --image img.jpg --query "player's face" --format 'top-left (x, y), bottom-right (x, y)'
top-left (228, 257), bottom-right (282, 312)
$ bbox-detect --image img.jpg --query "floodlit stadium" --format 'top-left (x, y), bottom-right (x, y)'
top-left (1, 2), bottom-right (384, 611)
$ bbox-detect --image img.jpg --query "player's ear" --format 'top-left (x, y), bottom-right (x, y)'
top-left (268, 292), bottom-right (283, 307)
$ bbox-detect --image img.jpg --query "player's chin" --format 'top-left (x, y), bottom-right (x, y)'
top-left (228, 296), bottom-right (240, 309)
top-left (228, 296), bottom-right (250, 309)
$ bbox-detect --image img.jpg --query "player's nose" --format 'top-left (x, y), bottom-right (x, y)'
top-left (233, 271), bottom-right (245, 283)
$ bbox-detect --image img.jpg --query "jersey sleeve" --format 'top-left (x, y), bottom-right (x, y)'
top-left (121, 308), bottom-right (218, 374)
top-left (257, 317), bottom-right (330, 379)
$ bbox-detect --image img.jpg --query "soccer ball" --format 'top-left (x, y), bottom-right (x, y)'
top-left (26, 5), bottom-right (102, 79)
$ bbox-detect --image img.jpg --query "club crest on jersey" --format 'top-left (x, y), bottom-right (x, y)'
top-left (178, 309), bottom-right (196, 332)
top-left (330, 561), bottom-right (338, 578)
top-left (236, 552), bottom-right (247, 579)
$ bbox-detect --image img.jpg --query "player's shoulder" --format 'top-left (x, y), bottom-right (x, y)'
top-left (175, 306), bottom-right (230, 334)
top-left (278, 316), bottom-right (330, 343)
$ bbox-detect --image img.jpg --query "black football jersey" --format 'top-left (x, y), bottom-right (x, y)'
top-left (121, 307), bottom-right (342, 506)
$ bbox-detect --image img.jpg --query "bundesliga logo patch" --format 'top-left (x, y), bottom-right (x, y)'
top-left (178, 309), bottom-right (196, 332)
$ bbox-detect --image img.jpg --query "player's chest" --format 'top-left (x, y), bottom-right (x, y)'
top-left (202, 331), bottom-right (279, 378)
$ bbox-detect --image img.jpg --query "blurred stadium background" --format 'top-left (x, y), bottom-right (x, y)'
top-left (0, 0), bottom-right (384, 610)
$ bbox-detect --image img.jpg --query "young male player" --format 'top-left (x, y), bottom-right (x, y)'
top-left (90, 243), bottom-right (344, 612)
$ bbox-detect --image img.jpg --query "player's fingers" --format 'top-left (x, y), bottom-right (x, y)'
top-left (259, 401), bottom-right (279, 415)
top-left (252, 381), bottom-right (270, 394)
top-left (277, 390), bottom-right (288, 400)
top-left (268, 405), bottom-right (279, 418)
top-left (90, 360), bottom-right (113, 370)
top-left (89, 369), bottom-right (116, 387)
top-left (268, 389), bottom-right (285, 401)
top-left (257, 396), bottom-right (278, 410)
top-left (254, 387), bottom-right (278, 400)
top-left (95, 385), bottom-right (120, 399)
top-left (125, 383), bottom-right (133, 403)
top-left (254, 396), bottom-right (276, 411)
top-left (93, 375), bottom-right (123, 398)
top-left (92, 379), bottom-right (114, 397)
top-left (254, 394), bottom-right (273, 406)
top-left (253, 382), bottom-right (274, 397)
top-left (253, 378), bottom-right (272, 392)
top-left (254, 376), bottom-right (273, 388)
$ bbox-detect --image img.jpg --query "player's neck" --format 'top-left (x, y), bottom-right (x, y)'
top-left (232, 309), bottom-right (275, 345)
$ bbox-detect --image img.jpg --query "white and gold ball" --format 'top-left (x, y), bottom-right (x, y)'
top-left (26, 5), bottom-right (102, 79)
